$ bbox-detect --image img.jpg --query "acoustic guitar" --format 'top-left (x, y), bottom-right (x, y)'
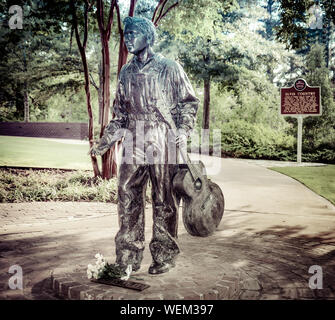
top-left (153, 104), bottom-right (225, 237)
top-left (172, 149), bottom-right (225, 237)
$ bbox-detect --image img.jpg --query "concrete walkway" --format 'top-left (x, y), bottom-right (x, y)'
top-left (0, 157), bottom-right (334, 300)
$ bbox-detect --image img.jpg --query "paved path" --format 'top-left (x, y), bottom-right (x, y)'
top-left (0, 157), bottom-right (334, 300)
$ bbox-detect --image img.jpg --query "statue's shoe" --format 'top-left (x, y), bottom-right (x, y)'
top-left (148, 260), bottom-right (175, 275)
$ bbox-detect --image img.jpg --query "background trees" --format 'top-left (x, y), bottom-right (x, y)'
top-left (300, 44), bottom-right (335, 162)
top-left (1, 0), bottom-right (334, 166)
top-left (0, 0), bottom-right (82, 122)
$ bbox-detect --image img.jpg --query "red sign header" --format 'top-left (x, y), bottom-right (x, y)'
top-left (280, 79), bottom-right (321, 116)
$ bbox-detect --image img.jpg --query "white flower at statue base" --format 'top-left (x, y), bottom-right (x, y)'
top-left (87, 254), bottom-right (133, 280)
top-left (87, 254), bottom-right (107, 279)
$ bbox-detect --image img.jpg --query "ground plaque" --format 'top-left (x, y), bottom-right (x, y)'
top-left (280, 79), bottom-right (321, 163)
top-left (91, 278), bottom-right (150, 291)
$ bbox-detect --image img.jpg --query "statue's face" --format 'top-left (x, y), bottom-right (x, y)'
top-left (124, 25), bottom-right (148, 54)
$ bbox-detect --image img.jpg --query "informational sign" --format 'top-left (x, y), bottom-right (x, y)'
top-left (280, 79), bottom-right (322, 164)
top-left (280, 79), bottom-right (321, 116)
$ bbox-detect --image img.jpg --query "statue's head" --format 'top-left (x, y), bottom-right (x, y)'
top-left (124, 16), bottom-right (156, 54)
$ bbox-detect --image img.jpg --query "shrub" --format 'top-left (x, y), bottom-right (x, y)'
top-left (0, 169), bottom-right (118, 203)
top-left (220, 120), bottom-right (296, 160)
top-left (0, 168), bottom-right (153, 203)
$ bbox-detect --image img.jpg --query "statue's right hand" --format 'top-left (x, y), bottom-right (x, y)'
top-left (88, 146), bottom-right (99, 156)
top-left (88, 145), bottom-right (107, 156)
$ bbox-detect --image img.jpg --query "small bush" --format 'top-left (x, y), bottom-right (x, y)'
top-left (0, 169), bottom-right (118, 203)
top-left (220, 120), bottom-right (296, 161)
top-left (302, 149), bottom-right (335, 164)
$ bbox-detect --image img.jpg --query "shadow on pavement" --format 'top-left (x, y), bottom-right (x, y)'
top-left (1, 221), bottom-right (335, 299)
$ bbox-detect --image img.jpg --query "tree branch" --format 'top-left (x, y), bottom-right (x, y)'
top-left (152, 0), bottom-right (165, 23)
top-left (155, 1), bottom-right (179, 26)
top-left (115, 0), bottom-right (126, 75)
top-left (69, 24), bottom-right (74, 53)
top-left (154, 0), bottom-right (169, 26)
top-left (96, 0), bottom-right (105, 36)
top-left (106, 0), bottom-right (117, 40)
top-left (70, 0), bottom-right (82, 50)
top-left (89, 73), bottom-right (99, 91)
top-left (115, 1), bottom-right (123, 38)
top-left (83, 0), bottom-right (92, 49)
top-left (128, 0), bottom-right (138, 16)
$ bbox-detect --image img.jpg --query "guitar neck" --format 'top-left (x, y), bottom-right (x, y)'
top-left (179, 148), bottom-right (201, 182)
top-left (152, 105), bottom-right (202, 182)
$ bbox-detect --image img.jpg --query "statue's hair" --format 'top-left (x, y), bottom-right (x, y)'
top-left (123, 16), bottom-right (156, 46)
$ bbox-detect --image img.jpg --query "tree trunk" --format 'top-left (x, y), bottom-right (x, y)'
top-left (96, 0), bottom-right (118, 179)
top-left (116, 0), bottom-right (137, 74)
top-left (23, 45), bottom-right (29, 122)
top-left (100, 36), bottom-right (115, 179)
top-left (71, 0), bottom-right (100, 177)
top-left (98, 59), bottom-right (103, 124)
top-left (80, 46), bottom-right (100, 177)
top-left (202, 77), bottom-right (210, 130)
top-left (23, 81), bottom-right (29, 122)
top-left (117, 34), bottom-right (128, 74)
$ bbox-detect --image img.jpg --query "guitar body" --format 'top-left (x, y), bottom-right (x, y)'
top-left (172, 161), bottom-right (224, 237)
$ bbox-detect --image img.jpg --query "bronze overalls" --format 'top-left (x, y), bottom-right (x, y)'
top-left (100, 54), bottom-right (199, 270)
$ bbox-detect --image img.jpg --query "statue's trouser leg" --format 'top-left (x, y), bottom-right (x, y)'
top-left (149, 164), bottom-right (180, 265)
top-left (115, 163), bottom-right (149, 270)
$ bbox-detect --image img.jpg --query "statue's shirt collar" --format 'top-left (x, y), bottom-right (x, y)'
top-left (131, 53), bottom-right (161, 71)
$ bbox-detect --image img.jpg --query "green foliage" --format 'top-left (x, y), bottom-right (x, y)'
top-left (45, 86), bottom-right (100, 122)
top-left (275, 0), bottom-right (335, 50)
top-left (219, 119), bottom-right (295, 160)
top-left (1, 0), bottom-right (333, 165)
top-left (158, 0), bottom-right (238, 42)
top-left (275, 0), bottom-right (312, 49)
top-left (134, 0), bottom-right (158, 19)
top-left (98, 263), bottom-right (127, 280)
top-left (302, 149), bottom-right (335, 163)
top-left (0, 169), bottom-right (118, 203)
top-left (300, 44), bottom-right (335, 159)
top-left (0, 1), bottom-right (83, 121)
top-left (0, 168), bottom-right (153, 203)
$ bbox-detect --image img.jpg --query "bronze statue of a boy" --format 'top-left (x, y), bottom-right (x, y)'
top-left (91, 16), bottom-right (199, 275)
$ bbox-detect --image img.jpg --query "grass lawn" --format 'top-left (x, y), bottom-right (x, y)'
top-left (0, 136), bottom-right (94, 170)
top-left (270, 165), bottom-right (335, 205)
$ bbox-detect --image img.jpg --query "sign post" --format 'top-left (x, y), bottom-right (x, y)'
top-left (280, 79), bottom-right (321, 164)
top-left (297, 115), bottom-right (303, 164)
